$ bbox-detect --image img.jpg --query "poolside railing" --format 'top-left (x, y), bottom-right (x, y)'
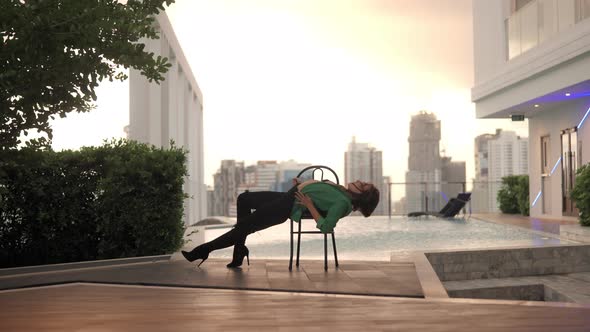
top-left (384, 181), bottom-right (504, 218)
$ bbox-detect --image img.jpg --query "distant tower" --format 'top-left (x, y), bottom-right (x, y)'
top-left (472, 132), bottom-right (496, 213)
top-left (472, 129), bottom-right (529, 212)
top-left (212, 160), bottom-right (245, 217)
top-left (405, 111), bottom-right (442, 213)
top-left (344, 137), bottom-right (386, 215)
top-left (487, 130), bottom-right (529, 212)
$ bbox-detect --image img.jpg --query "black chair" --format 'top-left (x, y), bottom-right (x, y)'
top-left (407, 192), bottom-right (472, 218)
top-left (289, 165), bottom-right (339, 271)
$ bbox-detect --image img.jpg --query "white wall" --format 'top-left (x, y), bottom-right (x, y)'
top-left (472, 0), bottom-right (509, 87)
top-left (129, 12), bottom-right (205, 226)
top-left (528, 98), bottom-right (590, 218)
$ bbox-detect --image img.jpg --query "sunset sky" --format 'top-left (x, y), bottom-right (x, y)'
top-left (50, 0), bottom-right (528, 186)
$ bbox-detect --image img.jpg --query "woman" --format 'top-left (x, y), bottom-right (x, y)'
top-left (181, 178), bottom-right (380, 268)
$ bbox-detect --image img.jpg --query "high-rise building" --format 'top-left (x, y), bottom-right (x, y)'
top-left (206, 186), bottom-right (215, 218)
top-left (472, 132), bottom-right (497, 213)
top-left (129, 12), bottom-right (205, 226)
top-left (405, 111), bottom-right (442, 213)
top-left (472, 0), bottom-right (589, 218)
top-left (344, 137), bottom-right (386, 215)
top-left (276, 160), bottom-right (312, 192)
top-left (472, 129), bottom-right (529, 212)
top-left (212, 160), bottom-right (245, 217)
top-left (405, 111), bottom-right (466, 213)
top-left (488, 130), bottom-right (529, 212)
top-left (230, 160), bottom-right (310, 216)
top-left (441, 156), bottom-right (466, 203)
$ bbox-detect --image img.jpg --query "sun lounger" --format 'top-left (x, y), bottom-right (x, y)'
top-left (408, 192), bottom-right (471, 218)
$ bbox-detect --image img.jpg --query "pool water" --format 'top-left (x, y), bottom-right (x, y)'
top-left (205, 216), bottom-right (565, 261)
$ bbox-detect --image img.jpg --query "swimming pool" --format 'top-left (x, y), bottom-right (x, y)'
top-left (205, 216), bottom-right (567, 261)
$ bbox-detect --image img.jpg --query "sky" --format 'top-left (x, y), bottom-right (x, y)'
top-left (50, 0), bottom-right (529, 187)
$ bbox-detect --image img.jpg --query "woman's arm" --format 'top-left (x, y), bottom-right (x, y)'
top-left (294, 191), bottom-right (323, 222)
top-left (294, 192), bottom-right (348, 233)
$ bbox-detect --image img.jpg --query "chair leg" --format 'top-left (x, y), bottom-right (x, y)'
top-left (324, 233), bottom-right (328, 271)
top-left (289, 218), bottom-right (293, 270)
top-left (331, 232), bottom-right (339, 268)
top-left (296, 219), bottom-right (302, 267)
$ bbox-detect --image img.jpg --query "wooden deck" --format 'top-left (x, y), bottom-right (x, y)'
top-left (2, 213), bottom-right (590, 330)
top-left (1, 283), bottom-right (589, 331)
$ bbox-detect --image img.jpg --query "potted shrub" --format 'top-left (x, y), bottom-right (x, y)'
top-left (571, 164), bottom-right (590, 226)
top-left (498, 175), bottom-right (529, 215)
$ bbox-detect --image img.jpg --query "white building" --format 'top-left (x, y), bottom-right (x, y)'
top-left (473, 129), bottom-right (529, 212)
top-left (345, 137), bottom-right (386, 215)
top-left (213, 160), bottom-right (245, 217)
top-left (276, 160), bottom-right (312, 191)
top-left (128, 12), bottom-right (205, 226)
top-left (472, 0), bottom-right (590, 218)
top-left (405, 112), bottom-right (443, 213)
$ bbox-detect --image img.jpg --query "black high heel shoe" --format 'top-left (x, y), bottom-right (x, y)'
top-left (181, 246), bottom-right (209, 267)
top-left (226, 245), bottom-right (250, 268)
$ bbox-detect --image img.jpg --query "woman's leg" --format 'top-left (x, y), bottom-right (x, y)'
top-left (202, 191), bottom-right (295, 252)
top-left (235, 191), bottom-right (286, 246)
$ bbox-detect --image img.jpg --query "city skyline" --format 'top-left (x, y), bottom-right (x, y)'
top-left (49, 0), bottom-right (529, 187)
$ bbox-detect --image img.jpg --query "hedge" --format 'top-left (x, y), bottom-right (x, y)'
top-left (0, 139), bottom-right (187, 268)
top-left (497, 175), bottom-right (530, 216)
top-left (571, 164), bottom-right (590, 227)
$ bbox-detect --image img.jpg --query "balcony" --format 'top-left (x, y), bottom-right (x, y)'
top-left (507, 0), bottom-right (590, 59)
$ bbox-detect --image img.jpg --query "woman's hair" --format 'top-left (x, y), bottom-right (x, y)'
top-left (350, 185), bottom-right (380, 217)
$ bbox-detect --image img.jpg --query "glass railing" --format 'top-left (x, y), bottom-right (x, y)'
top-left (211, 180), bottom-right (509, 218)
top-left (382, 181), bottom-right (504, 217)
top-left (507, 0), bottom-right (590, 59)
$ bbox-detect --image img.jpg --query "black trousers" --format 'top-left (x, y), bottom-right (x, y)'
top-left (202, 188), bottom-right (297, 252)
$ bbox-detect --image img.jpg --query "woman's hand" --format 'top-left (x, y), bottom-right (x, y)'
top-left (295, 191), bottom-right (314, 209)
top-left (292, 177), bottom-right (301, 186)
top-left (295, 191), bottom-right (323, 224)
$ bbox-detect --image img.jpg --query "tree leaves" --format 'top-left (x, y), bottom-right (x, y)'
top-left (1, 0), bottom-right (176, 150)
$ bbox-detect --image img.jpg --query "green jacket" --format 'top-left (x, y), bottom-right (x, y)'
top-left (290, 182), bottom-right (353, 233)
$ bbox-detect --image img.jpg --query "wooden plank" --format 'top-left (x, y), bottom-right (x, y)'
top-left (1, 283), bottom-right (589, 331)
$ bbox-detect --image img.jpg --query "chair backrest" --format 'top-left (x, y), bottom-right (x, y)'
top-left (296, 165), bottom-right (340, 185)
top-left (439, 192), bottom-right (471, 218)
top-left (456, 192), bottom-right (472, 202)
top-left (296, 165), bottom-right (339, 219)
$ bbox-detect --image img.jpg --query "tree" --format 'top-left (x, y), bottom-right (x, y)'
top-left (0, 0), bottom-right (175, 150)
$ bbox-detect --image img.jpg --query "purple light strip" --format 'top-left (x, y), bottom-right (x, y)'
top-left (578, 106), bottom-right (590, 129)
top-left (550, 157), bottom-right (561, 176)
top-left (531, 190), bottom-right (542, 207)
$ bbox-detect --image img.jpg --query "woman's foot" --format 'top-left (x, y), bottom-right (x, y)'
top-left (181, 245), bottom-right (210, 267)
top-left (226, 245), bottom-right (250, 268)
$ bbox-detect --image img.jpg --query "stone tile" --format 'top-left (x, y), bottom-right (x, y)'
top-left (343, 270), bottom-right (389, 279)
top-left (267, 271), bottom-right (309, 281)
top-left (305, 271), bottom-right (352, 282)
top-left (337, 263), bottom-right (378, 270)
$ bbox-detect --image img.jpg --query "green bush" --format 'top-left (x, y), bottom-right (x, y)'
top-left (571, 164), bottom-right (590, 227)
top-left (497, 175), bottom-right (530, 216)
top-left (0, 140), bottom-right (187, 268)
